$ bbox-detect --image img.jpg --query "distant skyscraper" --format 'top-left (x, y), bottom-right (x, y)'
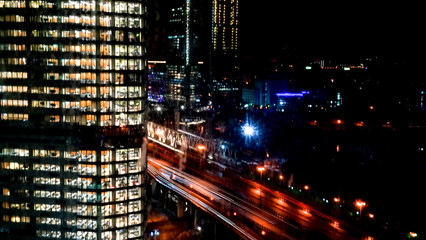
top-left (212, 0), bottom-right (239, 94)
top-left (165, 0), bottom-right (209, 109)
top-left (160, 0), bottom-right (240, 109)
top-left (0, 1), bottom-right (147, 239)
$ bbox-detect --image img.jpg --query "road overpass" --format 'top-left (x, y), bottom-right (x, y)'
top-left (147, 122), bottom-right (368, 239)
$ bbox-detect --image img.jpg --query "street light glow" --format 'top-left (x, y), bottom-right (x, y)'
top-left (356, 200), bottom-right (366, 208)
top-left (257, 166), bottom-right (265, 183)
top-left (355, 199), bottom-right (366, 220)
top-left (242, 124), bottom-right (255, 137)
top-left (197, 144), bottom-right (206, 151)
top-left (409, 232), bottom-right (418, 238)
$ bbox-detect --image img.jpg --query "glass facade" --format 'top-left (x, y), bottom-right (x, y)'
top-left (0, 1), bottom-right (147, 239)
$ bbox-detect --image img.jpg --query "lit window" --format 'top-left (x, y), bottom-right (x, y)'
top-left (100, 30), bottom-right (112, 41)
top-left (115, 30), bottom-right (124, 41)
top-left (99, 16), bottom-right (111, 27)
top-left (99, 0), bottom-right (112, 12)
top-left (114, 1), bottom-right (127, 13)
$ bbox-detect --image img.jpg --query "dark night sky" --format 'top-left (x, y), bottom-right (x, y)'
top-left (239, 2), bottom-right (421, 63)
top-left (148, 1), bottom-right (422, 65)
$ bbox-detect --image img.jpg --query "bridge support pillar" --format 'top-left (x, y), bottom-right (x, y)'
top-left (194, 208), bottom-right (200, 229)
top-left (163, 189), bottom-right (168, 211)
top-left (151, 179), bottom-right (158, 195)
top-left (178, 151), bottom-right (186, 171)
top-left (213, 220), bottom-right (217, 240)
top-left (177, 197), bottom-right (185, 218)
top-left (174, 110), bottom-right (180, 130)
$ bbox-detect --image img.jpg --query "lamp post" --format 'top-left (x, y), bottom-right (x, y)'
top-left (257, 166), bottom-right (265, 182)
top-left (279, 174), bottom-right (283, 187)
top-left (355, 200), bottom-right (366, 221)
top-left (196, 144), bottom-right (206, 169)
top-left (256, 167), bottom-right (265, 206)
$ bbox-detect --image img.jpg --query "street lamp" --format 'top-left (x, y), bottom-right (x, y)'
top-left (257, 166), bottom-right (265, 182)
top-left (196, 144), bottom-right (206, 151)
top-left (196, 144), bottom-right (206, 169)
top-left (256, 167), bottom-right (265, 206)
top-left (409, 232), bottom-right (418, 238)
top-left (355, 200), bottom-right (366, 220)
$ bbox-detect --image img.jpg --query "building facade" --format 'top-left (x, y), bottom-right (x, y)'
top-left (212, 0), bottom-right (239, 95)
top-left (0, 1), bottom-right (147, 239)
top-left (164, 0), bottom-right (210, 109)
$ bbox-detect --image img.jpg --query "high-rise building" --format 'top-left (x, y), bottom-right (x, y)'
top-left (0, 1), bottom-right (147, 239)
top-left (212, 0), bottom-right (239, 94)
top-left (159, 0), bottom-right (239, 109)
top-left (164, 0), bottom-right (210, 109)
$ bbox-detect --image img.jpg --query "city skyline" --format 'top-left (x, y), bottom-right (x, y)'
top-left (145, 2), bottom-right (425, 240)
top-left (0, 1), bottom-right (424, 239)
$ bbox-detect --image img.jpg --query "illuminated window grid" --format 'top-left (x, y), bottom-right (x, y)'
top-left (0, 0), bottom-right (146, 239)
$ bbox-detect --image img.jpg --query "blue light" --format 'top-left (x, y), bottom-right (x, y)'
top-left (220, 144), bottom-right (225, 150)
top-left (242, 124), bottom-right (255, 137)
top-left (276, 93), bottom-right (304, 97)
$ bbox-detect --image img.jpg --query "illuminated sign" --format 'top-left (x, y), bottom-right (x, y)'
top-left (276, 92), bottom-right (309, 97)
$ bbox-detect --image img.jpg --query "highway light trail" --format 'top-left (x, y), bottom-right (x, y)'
top-left (149, 157), bottom-right (302, 240)
top-left (150, 158), bottom-right (280, 227)
top-left (148, 151), bottom-right (365, 239)
top-left (148, 163), bottom-right (259, 240)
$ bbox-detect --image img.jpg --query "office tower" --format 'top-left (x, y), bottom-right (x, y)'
top-left (165, 0), bottom-right (210, 109)
top-left (0, 1), bottom-right (147, 239)
top-left (212, 0), bottom-right (239, 94)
